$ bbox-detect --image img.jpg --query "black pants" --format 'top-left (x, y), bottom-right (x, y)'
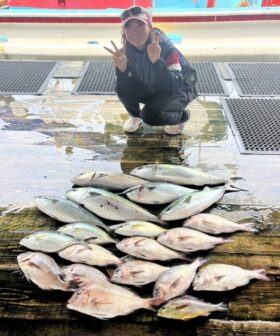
top-left (116, 75), bottom-right (190, 126)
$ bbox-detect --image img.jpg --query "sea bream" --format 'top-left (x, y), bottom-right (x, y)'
top-left (157, 228), bottom-right (233, 253)
top-left (61, 263), bottom-right (109, 288)
top-left (153, 258), bottom-right (206, 301)
top-left (66, 187), bottom-right (162, 224)
top-left (159, 187), bottom-right (225, 221)
top-left (34, 196), bottom-right (110, 232)
top-left (122, 182), bottom-right (196, 205)
top-left (116, 237), bottom-right (190, 261)
top-left (17, 252), bottom-right (72, 291)
top-left (183, 213), bottom-right (258, 234)
top-left (57, 222), bottom-right (116, 245)
top-left (71, 171), bottom-right (146, 190)
top-left (193, 263), bottom-right (270, 291)
top-left (111, 221), bottom-right (166, 238)
top-left (130, 164), bottom-right (227, 186)
top-left (157, 295), bottom-right (227, 320)
top-left (58, 243), bottom-right (121, 267)
top-left (19, 231), bottom-right (87, 253)
top-left (111, 259), bottom-right (169, 286)
top-left (67, 282), bottom-right (162, 319)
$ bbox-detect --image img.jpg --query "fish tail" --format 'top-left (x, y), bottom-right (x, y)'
top-left (217, 302), bottom-right (228, 312)
top-left (252, 269), bottom-right (270, 281)
top-left (180, 253), bottom-right (192, 262)
top-left (242, 223), bottom-right (258, 233)
top-left (148, 296), bottom-right (165, 307)
top-left (220, 238), bottom-right (234, 244)
top-left (193, 257), bottom-right (208, 268)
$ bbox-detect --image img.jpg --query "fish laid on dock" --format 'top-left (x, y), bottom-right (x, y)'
top-left (111, 221), bottom-right (166, 238)
top-left (122, 182), bottom-right (196, 204)
top-left (72, 171), bottom-right (146, 190)
top-left (193, 263), bottom-right (270, 291)
top-left (116, 237), bottom-right (190, 261)
top-left (57, 222), bottom-right (116, 245)
top-left (183, 213), bottom-right (258, 234)
top-left (157, 295), bottom-right (227, 320)
top-left (17, 252), bottom-right (72, 291)
top-left (66, 187), bottom-right (162, 224)
top-left (130, 164), bottom-right (228, 186)
top-left (19, 231), bottom-right (87, 253)
top-left (157, 227), bottom-right (233, 253)
top-left (159, 187), bottom-right (225, 221)
top-left (34, 196), bottom-right (110, 232)
top-left (153, 258), bottom-right (206, 301)
top-left (111, 259), bottom-right (169, 286)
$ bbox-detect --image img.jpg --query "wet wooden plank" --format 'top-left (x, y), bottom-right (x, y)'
top-left (197, 320), bottom-right (280, 335)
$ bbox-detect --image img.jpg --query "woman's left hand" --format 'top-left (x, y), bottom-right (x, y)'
top-left (147, 31), bottom-right (161, 64)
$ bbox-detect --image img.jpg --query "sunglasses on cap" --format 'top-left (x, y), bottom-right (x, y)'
top-left (121, 6), bottom-right (145, 21)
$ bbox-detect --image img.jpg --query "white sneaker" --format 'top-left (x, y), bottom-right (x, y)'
top-left (164, 122), bottom-right (186, 135)
top-left (123, 117), bottom-right (142, 133)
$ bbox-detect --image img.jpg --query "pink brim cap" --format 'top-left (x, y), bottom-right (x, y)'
top-left (122, 14), bottom-right (151, 27)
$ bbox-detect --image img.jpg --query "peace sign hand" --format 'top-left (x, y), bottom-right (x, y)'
top-left (104, 40), bottom-right (128, 73)
top-left (147, 31), bottom-right (161, 64)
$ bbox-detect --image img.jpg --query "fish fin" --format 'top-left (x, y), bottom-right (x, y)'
top-left (225, 183), bottom-right (248, 192)
top-left (175, 303), bottom-right (192, 310)
top-left (252, 269), bottom-right (270, 281)
top-left (135, 238), bottom-right (147, 247)
top-left (242, 223), bottom-right (258, 233)
top-left (214, 275), bottom-right (226, 281)
top-left (170, 276), bottom-right (184, 290)
top-left (110, 223), bottom-right (127, 230)
top-left (131, 270), bottom-right (145, 275)
top-left (148, 296), bottom-right (165, 307)
top-left (217, 303), bottom-right (228, 311)
top-left (119, 185), bottom-right (142, 195)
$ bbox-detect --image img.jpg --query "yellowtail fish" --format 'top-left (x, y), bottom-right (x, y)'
top-left (111, 221), bottom-right (166, 238)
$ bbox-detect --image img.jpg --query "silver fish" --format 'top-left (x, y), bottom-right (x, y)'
top-left (123, 182), bottom-right (196, 205)
top-left (130, 164), bottom-right (227, 186)
top-left (157, 295), bottom-right (227, 320)
top-left (193, 263), bottom-right (270, 291)
top-left (72, 171), bottom-right (146, 190)
top-left (19, 231), bottom-right (86, 253)
top-left (67, 282), bottom-right (162, 319)
top-left (66, 187), bottom-right (162, 224)
top-left (57, 222), bottom-right (116, 245)
top-left (157, 227), bottom-right (233, 253)
top-left (116, 237), bottom-right (189, 261)
top-left (58, 243), bottom-right (121, 267)
top-left (183, 213), bottom-right (258, 234)
top-left (153, 258), bottom-right (206, 301)
top-left (17, 252), bottom-right (71, 291)
top-left (111, 259), bottom-right (169, 286)
top-left (34, 196), bottom-right (109, 232)
top-left (160, 187), bottom-right (225, 221)
top-left (61, 263), bottom-right (109, 288)
top-left (111, 221), bottom-right (166, 238)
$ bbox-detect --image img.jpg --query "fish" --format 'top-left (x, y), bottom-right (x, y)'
top-left (183, 213), bottom-right (258, 234)
top-left (71, 171), bottom-right (146, 190)
top-left (61, 263), bottom-right (109, 288)
top-left (157, 228), bottom-right (233, 253)
top-left (111, 221), bottom-right (166, 238)
top-left (57, 222), bottom-right (116, 245)
top-left (130, 164), bottom-right (228, 186)
top-left (159, 187), bottom-right (225, 221)
top-left (34, 196), bottom-right (110, 232)
top-left (111, 259), bottom-right (169, 286)
top-left (66, 187), bottom-right (162, 224)
top-left (193, 263), bottom-right (270, 291)
top-left (67, 282), bottom-right (162, 319)
top-left (19, 231), bottom-right (87, 253)
top-left (157, 295), bottom-right (227, 320)
top-left (122, 182), bottom-right (196, 205)
top-left (153, 258), bottom-right (206, 301)
top-left (116, 237), bottom-right (190, 261)
top-left (17, 252), bottom-right (72, 291)
top-left (58, 243), bottom-right (121, 267)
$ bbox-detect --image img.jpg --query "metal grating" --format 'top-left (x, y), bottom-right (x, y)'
top-left (221, 98), bottom-right (280, 154)
top-left (192, 62), bottom-right (228, 96)
top-left (0, 60), bottom-right (57, 95)
top-left (227, 62), bottom-right (280, 97)
top-left (73, 61), bottom-right (116, 95)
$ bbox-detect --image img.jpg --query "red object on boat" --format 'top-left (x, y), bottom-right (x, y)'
top-left (8, 0), bottom-right (153, 9)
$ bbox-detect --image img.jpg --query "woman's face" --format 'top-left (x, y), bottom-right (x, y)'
top-left (124, 19), bottom-right (150, 50)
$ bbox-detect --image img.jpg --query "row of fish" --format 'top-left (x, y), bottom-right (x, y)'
top-left (17, 164), bottom-right (267, 321)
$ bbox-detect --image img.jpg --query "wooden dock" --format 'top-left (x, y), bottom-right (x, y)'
top-left (0, 61), bottom-right (279, 335)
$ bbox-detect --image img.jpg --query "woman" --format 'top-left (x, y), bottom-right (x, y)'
top-left (104, 6), bottom-right (197, 135)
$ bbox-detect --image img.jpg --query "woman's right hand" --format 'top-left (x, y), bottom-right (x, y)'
top-left (104, 40), bottom-right (128, 73)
